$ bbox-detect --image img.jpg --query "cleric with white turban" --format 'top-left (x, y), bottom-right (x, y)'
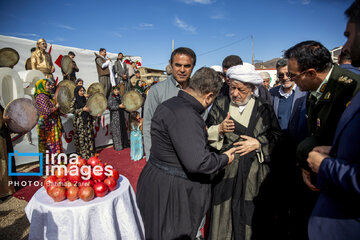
top-left (226, 63), bottom-right (263, 86)
top-left (206, 62), bottom-right (282, 240)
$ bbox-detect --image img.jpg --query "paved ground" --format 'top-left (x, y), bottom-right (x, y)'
top-left (0, 196), bottom-right (29, 240)
top-left (0, 162), bottom-right (37, 240)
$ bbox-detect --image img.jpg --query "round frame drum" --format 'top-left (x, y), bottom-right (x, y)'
top-left (87, 82), bottom-right (104, 96)
top-left (61, 55), bottom-right (73, 76)
top-left (0, 48), bottom-right (19, 68)
top-left (122, 90), bottom-right (144, 112)
top-left (86, 93), bottom-right (107, 117)
top-left (56, 86), bottom-right (73, 114)
top-left (4, 98), bottom-right (39, 133)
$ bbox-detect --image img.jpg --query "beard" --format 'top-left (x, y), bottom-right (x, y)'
top-left (231, 94), bottom-right (252, 107)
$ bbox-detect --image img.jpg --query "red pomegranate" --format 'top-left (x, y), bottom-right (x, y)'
top-left (109, 169), bottom-right (119, 181)
top-left (76, 157), bottom-right (87, 168)
top-left (87, 156), bottom-right (101, 167)
top-left (78, 186), bottom-right (95, 201)
top-left (92, 165), bottom-right (106, 182)
top-left (55, 177), bottom-right (67, 187)
top-left (79, 179), bottom-right (94, 188)
top-left (66, 186), bottom-right (79, 201)
top-left (49, 186), bottom-right (66, 202)
top-left (104, 177), bottom-right (117, 191)
top-left (64, 180), bottom-right (74, 189)
top-left (67, 165), bottom-right (82, 184)
top-left (93, 182), bottom-right (108, 197)
top-left (44, 176), bottom-right (57, 190)
top-left (54, 167), bottom-right (66, 178)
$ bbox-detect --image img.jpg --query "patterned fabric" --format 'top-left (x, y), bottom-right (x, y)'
top-left (35, 93), bottom-right (63, 155)
top-left (130, 123), bottom-right (143, 161)
top-left (34, 79), bottom-right (51, 99)
top-left (69, 99), bottom-right (95, 159)
top-left (108, 93), bottom-right (129, 151)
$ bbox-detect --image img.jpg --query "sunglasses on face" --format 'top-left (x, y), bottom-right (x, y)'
top-left (277, 73), bottom-right (288, 79)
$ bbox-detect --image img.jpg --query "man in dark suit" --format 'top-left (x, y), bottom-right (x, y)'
top-left (269, 58), bottom-right (308, 239)
top-left (307, 1), bottom-right (360, 239)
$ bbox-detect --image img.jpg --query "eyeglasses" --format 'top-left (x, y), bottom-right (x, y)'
top-left (286, 70), bottom-right (309, 80)
top-left (277, 73), bottom-right (287, 79)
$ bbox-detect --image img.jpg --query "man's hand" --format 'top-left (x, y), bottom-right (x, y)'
top-left (122, 74), bottom-right (127, 80)
top-left (83, 106), bottom-right (90, 112)
top-left (119, 104), bottom-right (126, 109)
top-left (233, 135), bottom-right (260, 156)
top-left (224, 147), bottom-right (239, 165)
top-left (307, 150), bottom-right (328, 174)
top-left (302, 169), bottom-right (320, 191)
top-left (219, 112), bottom-right (235, 134)
top-left (312, 146), bottom-right (331, 155)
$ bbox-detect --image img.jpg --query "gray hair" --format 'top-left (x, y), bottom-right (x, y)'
top-left (259, 72), bottom-right (270, 80)
top-left (188, 67), bottom-right (222, 95)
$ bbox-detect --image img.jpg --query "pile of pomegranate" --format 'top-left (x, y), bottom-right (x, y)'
top-left (44, 155), bottom-right (120, 202)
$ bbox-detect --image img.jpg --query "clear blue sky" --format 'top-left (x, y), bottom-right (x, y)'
top-left (0, 0), bottom-right (353, 71)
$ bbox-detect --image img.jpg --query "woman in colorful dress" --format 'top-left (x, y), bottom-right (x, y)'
top-left (130, 111), bottom-right (143, 161)
top-left (108, 86), bottom-right (129, 151)
top-left (70, 86), bottom-right (96, 159)
top-left (34, 78), bottom-right (63, 156)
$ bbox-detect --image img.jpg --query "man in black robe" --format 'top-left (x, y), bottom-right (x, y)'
top-left (206, 63), bottom-right (281, 240)
top-left (136, 67), bottom-right (238, 240)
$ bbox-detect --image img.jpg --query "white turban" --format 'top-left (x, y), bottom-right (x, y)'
top-left (210, 65), bottom-right (222, 73)
top-left (226, 63), bottom-right (263, 85)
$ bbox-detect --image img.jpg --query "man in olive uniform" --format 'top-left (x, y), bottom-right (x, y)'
top-left (284, 40), bottom-right (360, 238)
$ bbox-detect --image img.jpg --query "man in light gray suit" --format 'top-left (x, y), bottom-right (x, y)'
top-left (143, 47), bottom-right (196, 161)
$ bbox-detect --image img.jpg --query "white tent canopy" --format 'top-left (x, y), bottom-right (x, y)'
top-left (0, 35), bottom-right (141, 89)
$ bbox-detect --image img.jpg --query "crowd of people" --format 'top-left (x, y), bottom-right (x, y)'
top-left (1, 0), bottom-right (360, 239)
top-left (137, 2), bottom-right (360, 239)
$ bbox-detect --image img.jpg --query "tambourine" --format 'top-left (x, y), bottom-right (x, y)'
top-left (4, 98), bottom-right (39, 133)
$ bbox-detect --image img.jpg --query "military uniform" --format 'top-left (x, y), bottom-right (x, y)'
top-left (298, 64), bottom-right (360, 170)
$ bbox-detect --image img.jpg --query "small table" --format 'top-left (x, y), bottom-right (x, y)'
top-left (25, 176), bottom-right (145, 240)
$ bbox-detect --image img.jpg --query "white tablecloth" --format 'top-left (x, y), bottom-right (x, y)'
top-left (25, 176), bottom-right (145, 240)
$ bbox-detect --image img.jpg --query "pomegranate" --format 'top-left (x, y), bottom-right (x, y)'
top-left (49, 186), bottom-right (66, 202)
top-left (78, 186), bottom-right (95, 201)
top-left (104, 177), bottom-right (117, 191)
top-left (66, 186), bottom-right (79, 201)
top-left (93, 182), bottom-right (108, 197)
top-left (54, 167), bottom-right (66, 178)
top-left (64, 180), bottom-right (74, 189)
top-left (46, 184), bottom-right (57, 195)
top-left (55, 177), bottom-right (67, 187)
top-left (67, 165), bottom-right (82, 184)
top-left (87, 156), bottom-right (101, 167)
top-left (109, 169), bottom-right (119, 181)
top-left (79, 179), bottom-right (94, 188)
top-left (44, 176), bottom-right (57, 190)
top-left (76, 157), bottom-right (87, 168)
top-left (92, 165), bottom-right (106, 182)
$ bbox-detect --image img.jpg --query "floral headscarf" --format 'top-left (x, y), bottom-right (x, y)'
top-left (34, 79), bottom-right (52, 98)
